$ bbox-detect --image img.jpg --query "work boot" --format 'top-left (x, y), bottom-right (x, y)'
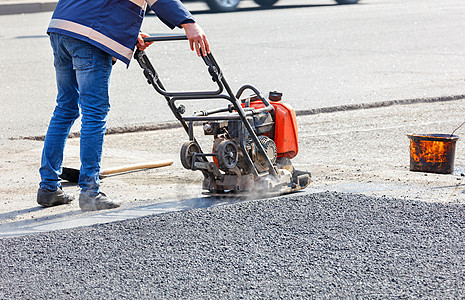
top-left (79, 192), bottom-right (121, 212)
top-left (37, 187), bottom-right (74, 207)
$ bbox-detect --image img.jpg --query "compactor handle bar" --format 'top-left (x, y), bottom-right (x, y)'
top-left (136, 34), bottom-right (274, 117)
top-left (135, 34), bottom-right (277, 177)
top-left (143, 34), bottom-right (189, 42)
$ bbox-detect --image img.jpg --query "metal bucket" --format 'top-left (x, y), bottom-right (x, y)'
top-left (407, 134), bottom-right (459, 174)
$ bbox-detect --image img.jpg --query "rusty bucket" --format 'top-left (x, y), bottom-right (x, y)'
top-left (407, 134), bottom-right (459, 174)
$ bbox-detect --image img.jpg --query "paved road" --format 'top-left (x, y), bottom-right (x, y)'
top-left (1, 0), bottom-right (465, 139)
top-left (1, 192), bottom-right (464, 298)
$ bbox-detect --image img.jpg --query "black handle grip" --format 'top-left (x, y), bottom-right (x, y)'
top-left (143, 34), bottom-right (188, 43)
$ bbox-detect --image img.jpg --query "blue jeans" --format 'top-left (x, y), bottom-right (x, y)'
top-left (39, 33), bottom-right (113, 195)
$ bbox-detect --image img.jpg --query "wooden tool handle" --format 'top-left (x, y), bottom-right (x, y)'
top-left (100, 159), bottom-right (174, 176)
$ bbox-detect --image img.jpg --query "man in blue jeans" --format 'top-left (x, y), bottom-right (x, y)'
top-left (37, 0), bottom-right (210, 211)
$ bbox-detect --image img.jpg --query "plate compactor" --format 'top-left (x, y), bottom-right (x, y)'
top-left (135, 34), bottom-right (311, 196)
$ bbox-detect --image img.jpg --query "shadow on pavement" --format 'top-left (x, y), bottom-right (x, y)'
top-left (14, 35), bottom-right (49, 39)
top-left (0, 195), bottom-right (244, 238)
top-left (0, 190), bottom-right (311, 238)
top-left (0, 208), bottom-right (82, 237)
top-left (0, 206), bottom-right (43, 223)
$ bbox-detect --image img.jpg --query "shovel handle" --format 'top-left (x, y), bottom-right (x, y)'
top-left (100, 159), bottom-right (174, 176)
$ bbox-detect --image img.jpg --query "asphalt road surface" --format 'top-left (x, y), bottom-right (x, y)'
top-left (1, 192), bottom-right (464, 298)
top-left (1, 0), bottom-right (465, 139)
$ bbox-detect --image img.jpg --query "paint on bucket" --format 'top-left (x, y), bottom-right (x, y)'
top-left (407, 134), bottom-right (459, 174)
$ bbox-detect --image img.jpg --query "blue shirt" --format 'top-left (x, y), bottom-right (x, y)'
top-left (47, 0), bottom-right (195, 66)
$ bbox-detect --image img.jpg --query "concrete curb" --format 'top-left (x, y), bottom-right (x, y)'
top-left (295, 94), bottom-right (465, 117)
top-left (0, 1), bottom-right (57, 15)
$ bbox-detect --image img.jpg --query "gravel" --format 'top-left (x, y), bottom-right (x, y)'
top-left (0, 191), bottom-right (464, 299)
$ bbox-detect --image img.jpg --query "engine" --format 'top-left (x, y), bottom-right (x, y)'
top-left (180, 94), bottom-right (306, 194)
top-left (206, 110), bottom-right (277, 175)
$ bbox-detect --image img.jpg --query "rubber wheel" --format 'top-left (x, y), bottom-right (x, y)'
top-left (254, 0), bottom-right (279, 7)
top-left (335, 0), bottom-right (359, 4)
top-left (217, 140), bottom-right (238, 170)
top-left (206, 0), bottom-right (240, 12)
top-left (180, 141), bottom-right (201, 170)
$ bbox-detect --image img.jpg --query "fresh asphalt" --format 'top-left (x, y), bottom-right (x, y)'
top-left (1, 191), bottom-right (464, 298)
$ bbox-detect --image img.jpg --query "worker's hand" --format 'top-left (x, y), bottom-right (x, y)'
top-left (136, 32), bottom-right (153, 51)
top-left (181, 22), bottom-right (210, 56)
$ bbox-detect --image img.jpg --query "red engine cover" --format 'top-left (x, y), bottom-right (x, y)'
top-left (244, 101), bottom-right (299, 159)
